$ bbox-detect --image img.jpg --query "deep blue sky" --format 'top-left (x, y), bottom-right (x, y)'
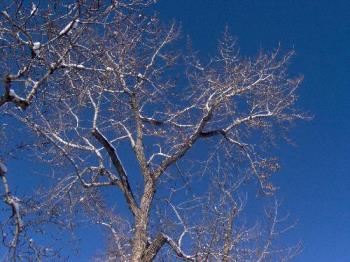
top-left (156, 1), bottom-right (350, 261)
top-left (1, 1), bottom-right (349, 261)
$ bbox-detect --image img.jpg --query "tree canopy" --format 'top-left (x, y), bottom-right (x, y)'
top-left (0, 1), bottom-right (305, 261)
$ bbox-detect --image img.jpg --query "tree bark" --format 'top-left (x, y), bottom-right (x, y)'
top-left (131, 180), bottom-right (155, 261)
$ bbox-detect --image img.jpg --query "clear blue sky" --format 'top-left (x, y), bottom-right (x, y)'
top-left (1, 1), bottom-right (349, 261)
top-left (156, 1), bottom-right (350, 261)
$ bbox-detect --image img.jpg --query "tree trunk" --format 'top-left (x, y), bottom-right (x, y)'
top-left (131, 180), bottom-right (155, 261)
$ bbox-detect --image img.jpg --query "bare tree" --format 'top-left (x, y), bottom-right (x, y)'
top-left (0, 1), bottom-right (305, 261)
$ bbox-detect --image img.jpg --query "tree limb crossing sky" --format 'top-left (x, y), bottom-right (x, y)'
top-left (156, 1), bottom-right (350, 261)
